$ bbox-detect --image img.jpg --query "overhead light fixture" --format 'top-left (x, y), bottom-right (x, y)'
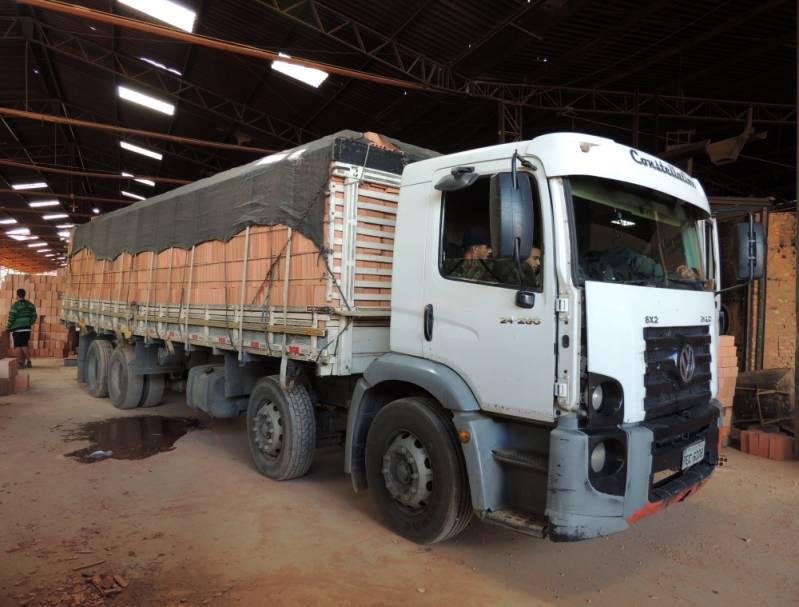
top-left (28, 242), bottom-right (47, 248)
top-left (139, 56), bottom-right (182, 76)
top-left (271, 52), bottom-right (329, 88)
top-left (118, 85), bottom-right (175, 115)
top-left (43, 213), bottom-right (69, 220)
top-left (28, 200), bottom-right (60, 208)
top-left (122, 172), bottom-right (155, 187)
top-left (6, 227), bottom-right (30, 235)
top-left (0, 218), bottom-right (17, 225)
top-left (611, 218), bottom-right (636, 227)
top-left (118, 0), bottom-right (197, 32)
top-left (56, 223), bottom-right (75, 229)
top-left (36, 249), bottom-right (52, 254)
top-left (11, 182), bottom-right (47, 191)
top-left (45, 254), bottom-right (56, 257)
top-left (92, 208), bottom-right (101, 214)
top-left (121, 190), bottom-right (146, 201)
top-left (8, 235), bottom-right (35, 241)
top-left (58, 230), bottom-right (71, 238)
top-left (120, 141), bottom-right (163, 161)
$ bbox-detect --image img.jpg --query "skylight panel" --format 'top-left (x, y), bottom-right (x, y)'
top-left (122, 172), bottom-right (155, 187)
top-left (11, 182), bottom-right (47, 191)
top-left (139, 56), bottom-right (183, 76)
top-left (45, 254), bottom-right (56, 257)
top-left (28, 242), bottom-right (47, 248)
top-left (122, 190), bottom-right (146, 201)
top-left (58, 231), bottom-right (72, 238)
top-left (118, 0), bottom-right (196, 32)
top-left (271, 53), bottom-right (329, 88)
top-left (120, 141), bottom-right (163, 161)
top-left (28, 200), bottom-right (60, 208)
top-left (0, 218), bottom-right (17, 225)
top-left (118, 85), bottom-right (175, 115)
top-left (43, 213), bottom-right (69, 220)
top-left (6, 227), bottom-right (30, 235)
top-left (56, 224), bottom-right (75, 229)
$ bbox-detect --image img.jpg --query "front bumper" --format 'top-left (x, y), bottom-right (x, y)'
top-left (546, 400), bottom-right (721, 542)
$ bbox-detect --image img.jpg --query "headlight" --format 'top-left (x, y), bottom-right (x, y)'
top-left (590, 384), bottom-right (604, 411)
top-left (590, 442), bottom-right (607, 473)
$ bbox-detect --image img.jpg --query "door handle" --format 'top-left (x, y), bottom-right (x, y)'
top-left (423, 304), bottom-right (434, 341)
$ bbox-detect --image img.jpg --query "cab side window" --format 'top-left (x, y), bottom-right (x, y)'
top-left (440, 174), bottom-right (543, 291)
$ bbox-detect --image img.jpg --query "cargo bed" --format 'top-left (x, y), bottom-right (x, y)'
top-left (59, 133), bottom-right (425, 377)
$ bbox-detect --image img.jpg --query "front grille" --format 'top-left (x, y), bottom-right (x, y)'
top-left (644, 401), bottom-right (719, 502)
top-left (643, 325), bottom-right (711, 419)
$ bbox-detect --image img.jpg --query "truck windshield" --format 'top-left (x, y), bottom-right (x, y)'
top-left (568, 176), bottom-right (710, 291)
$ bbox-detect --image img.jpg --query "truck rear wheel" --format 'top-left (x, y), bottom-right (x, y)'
top-left (140, 374), bottom-right (166, 407)
top-left (365, 397), bottom-right (473, 544)
top-left (108, 346), bottom-right (145, 410)
top-left (85, 339), bottom-right (113, 398)
top-left (246, 376), bottom-right (315, 480)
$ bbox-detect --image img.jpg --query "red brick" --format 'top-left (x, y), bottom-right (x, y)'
top-left (753, 432), bottom-right (772, 459)
top-left (13, 372), bottom-right (29, 393)
top-left (0, 357), bottom-right (17, 380)
top-left (768, 434), bottom-right (794, 461)
top-left (748, 431), bottom-right (762, 457)
top-left (0, 377), bottom-right (11, 396)
top-left (740, 430), bottom-right (751, 453)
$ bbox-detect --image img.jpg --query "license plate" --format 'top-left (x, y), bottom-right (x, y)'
top-left (681, 440), bottom-right (705, 470)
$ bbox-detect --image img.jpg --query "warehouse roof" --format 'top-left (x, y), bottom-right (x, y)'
top-left (0, 0), bottom-right (795, 270)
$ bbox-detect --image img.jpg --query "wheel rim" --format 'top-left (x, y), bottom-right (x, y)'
top-left (252, 400), bottom-right (283, 459)
top-left (381, 431), bottom-right (433, 512)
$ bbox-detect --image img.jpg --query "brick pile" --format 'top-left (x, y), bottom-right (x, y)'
top-left (0, 272), bottom-right (69, 358)
top-left (740, 429), bottom-right (794, 461)
top-left (717, 335), bottom-right (737, 445)
top-left (0, 357), bottom-right (31, 396)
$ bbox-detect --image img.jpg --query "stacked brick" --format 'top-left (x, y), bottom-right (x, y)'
top-left (0, 272), bottom-right (69, 358)
top-left (740, 429), bottom-right (794, 461)
top-left (64, 172), bottom-right (398, 312)
top-left (716, 335), bottom-right (737, 445)
top-left (0, 358), bottom-right (31, 396)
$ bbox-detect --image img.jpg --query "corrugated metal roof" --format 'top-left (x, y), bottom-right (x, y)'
top-left (0, 0), bottom-right (795, 270)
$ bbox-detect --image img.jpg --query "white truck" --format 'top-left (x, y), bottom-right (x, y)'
top-left (61, 131), bottom-right (764, 543)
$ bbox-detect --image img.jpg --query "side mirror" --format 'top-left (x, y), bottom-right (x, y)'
top-left (735, 220), bottom-right (764, 281)
top-left (435, 166), bottom-right (478, 192)
top-left (489, 172), bottom-right (534, 260)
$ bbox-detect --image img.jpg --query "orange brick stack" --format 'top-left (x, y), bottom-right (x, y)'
top-left (0, 272), bottom-right (69, 358)
top-left (64, 172), bottom-right (398, 312)
top-left (739, 429), bottom-right (794, 461)
top-left (716, 335), bottom-right (737, 446)
top-left (0, 357), bottom-right (30, 395)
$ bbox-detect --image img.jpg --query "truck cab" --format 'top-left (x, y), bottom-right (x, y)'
top-left (348, 133), bottom-right (725, 542)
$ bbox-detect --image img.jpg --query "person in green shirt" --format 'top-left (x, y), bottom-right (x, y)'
top-left (6, 288), bottom-right (36, 369)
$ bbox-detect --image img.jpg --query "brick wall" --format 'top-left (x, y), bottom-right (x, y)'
top-left (763, 211), bottom-right (796, 369)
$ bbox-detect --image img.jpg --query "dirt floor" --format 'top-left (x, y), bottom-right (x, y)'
top-left (1, 359), bottom-right (798, 606)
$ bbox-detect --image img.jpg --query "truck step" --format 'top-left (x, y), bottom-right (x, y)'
top-left (491, 448), bottom-right (548, 473)
top-left (483, 509), bottom-right (548, 538)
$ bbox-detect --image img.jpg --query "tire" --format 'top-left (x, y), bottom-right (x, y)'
top-left (140, 374), bottom-right (166, 407)
top-left (85, 339), bottom-right (113, 398)
top-left (365, 397), bottom-right (473, 544)
top-left (108, 346), bottom-right (145, 410)
top-left (246, 375), bottom-right (316, 480)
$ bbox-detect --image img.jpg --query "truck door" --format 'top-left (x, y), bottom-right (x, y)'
top-left (422, 158), bottom-right (557, 422)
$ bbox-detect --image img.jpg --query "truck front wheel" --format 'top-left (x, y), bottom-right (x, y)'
top-left (365, 397), bottom-right (473, 544)
top-left (246, 376), bottom-right (316, 481)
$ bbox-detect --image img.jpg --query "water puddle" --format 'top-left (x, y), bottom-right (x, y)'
top-left (63, 416), bottom-right (205, 463)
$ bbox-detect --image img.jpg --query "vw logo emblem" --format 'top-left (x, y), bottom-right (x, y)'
top-left (678, 344), bottom-right (696, 384)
